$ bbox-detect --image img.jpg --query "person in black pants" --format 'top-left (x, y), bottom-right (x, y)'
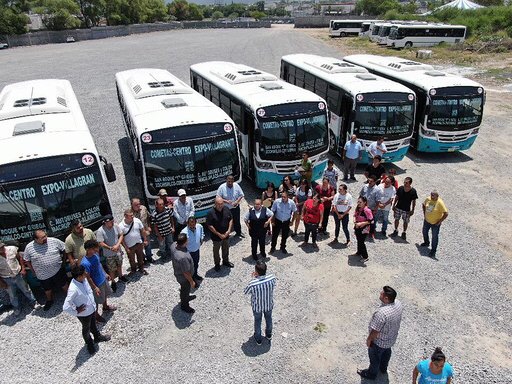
top-left (171, 233), bottom-right (197, 314)
top-left (352, 196), bottom-right (374, 262)
top-left (245, 199), bottom-right (274, 260)
top-left (270, 191), bottom-right (298, 255)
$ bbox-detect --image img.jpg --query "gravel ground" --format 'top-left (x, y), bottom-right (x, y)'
top-left (0, 27), bottom-right (511, 384)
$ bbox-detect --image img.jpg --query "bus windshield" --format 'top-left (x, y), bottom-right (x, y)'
top-left (142, 123), bottom-right (240, 196)
top-left (0, 154), bottom-right (110, 244)
top-left (428, 90), bottom-right (483, 131)
top-left (257, 102), bottom-right (328, 161)
top-left (354, 94), bottom-right (415, 139)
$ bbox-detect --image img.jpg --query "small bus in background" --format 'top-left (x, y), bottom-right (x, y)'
top-left (281, 54), bottom-right (416, 163)
top-left (190, 61), bottom-right (330, 188)
top-left (344, 54), bottom-right (485, 152)
top-left (329, 20), bottom-right (367, 37)
top-left (0, 79), bottom-right (116, 247)
top-left (359, 21), bottom-right (382, 37)
top-left (115, 68), bottom-right (241, 220)
top-left (387, 24), bottom-right (466, 48)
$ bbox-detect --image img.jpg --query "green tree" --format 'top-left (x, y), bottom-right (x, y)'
top-left (475, 0), bottom-right (503, 5)
top-left (356, 0), bottom-right (401, 16)
top-left (76, 0), bottom-right (105, 28)
top-left (35, 0), bottom-right (81, 30)
top-left (143, 0), bottom-right (168, 23)
top-left (255, 0), bottom-right (264, 12)
top-left (211, 10), bottom-right (223, 20)
top-left (187, 3), bottom-right (202, 20)
top-left (0, 5), bottom-right (29, 34)
top-left (250, 10), bottom-right (266, 20)
top-left (168, 0), bottom-right (188, 21)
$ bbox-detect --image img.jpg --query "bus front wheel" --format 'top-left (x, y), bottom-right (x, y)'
top-left (340, 32), bottom-right (346, 37)
top-left (405, 42), bottom-right (413, 49)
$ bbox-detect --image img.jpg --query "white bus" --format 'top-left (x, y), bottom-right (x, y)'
top-left (0, 79), bottom-right (116, 246)
top-left (369, 22), bottom-right (386, 42)
top-left (329, 19), bottom-right (368, 37)
top-left (281, 54), bottom-right (416, 163)
top-left (344, 54), bottom-right (485, 153)
top-left (190, 61), bottom-right (330, 188)
top-left (359, 20), bottom-right (382, 37)
top-left (387, 24), bottom-right (466, 48)
top-left (375, 23), bottom-right (398, 45)
top-left (115, 68), bottom-right (241, 221)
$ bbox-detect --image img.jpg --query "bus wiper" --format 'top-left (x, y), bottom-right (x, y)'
top-left (0, 184), bottom-right (28, 216)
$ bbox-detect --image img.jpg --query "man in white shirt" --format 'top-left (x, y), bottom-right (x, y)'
top-left (368, 137), bottom-right (388, 162)
top-left (217, 175), bottom-right (245, 237)
top-left (174, 189), bottom-right (195, 239)
top-left (63, 264), bottom-right (111, 355)
top-left (376, 176), bottom-right (396, 236)
top-left (119, 209), bottom-right (148, 276)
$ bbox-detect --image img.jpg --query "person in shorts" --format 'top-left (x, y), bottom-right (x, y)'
top-left (23, 230), bottom-right (69, 311)
top-left (390, 177), bottom-right (418, 241)
top-left (96, 215), bottom-right (128, 292)
top-left (81, 240), bottom-right (115, 323)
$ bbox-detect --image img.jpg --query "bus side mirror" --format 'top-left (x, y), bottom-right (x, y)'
top-left (255, 129), bottom-right (261, 141)
top-left (349, 110), bottom-right (356, 122)
top-left (104, 163), bottom-right (116, 182)
top-left (425, 104), bottom-right (431, 115)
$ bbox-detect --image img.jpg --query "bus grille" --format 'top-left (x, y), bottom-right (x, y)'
top-left (385, 142), bottom-right (401, 152)
top-left (437, 132), bottom-right (470, 143)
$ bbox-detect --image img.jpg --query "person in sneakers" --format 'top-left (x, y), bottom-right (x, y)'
top-left (180, 216), bottom-right (205, 284)
top-left (360, 176), bottom-right (380, 239)
top-left (96, 215), bottom-right (127, 292)
top-left (152, 198), bottom-right (175, 260)
top-left (119, 209), bottom-right (149, 276)
top-left (131, 197), bottom-right (154, 264)
top-left (171, 233), bottom-right (196, 314)
top-left (206, 197), bottom-right (234, 271)
top-left (0, 242), bottom-right (37, 316)
top-left (65, 219), bottom-right (96, 265)
top-left (301, 194), bottom-right (324, 249)
top-left (245, 199), bottom-right (273, 260)
top-left (244, 260), bottom-right (276, 345)
top-left (63, 264), bottom-right (111, 355)
top-left (352, 196), bottom-right (373, 262)
top-left (375, 176), bottom-right (396, 236)
top-left (23, 230), bottom-right (69, 311)
top-left (391, 177), bottom-right (418, 241)
top-left (331, 184), bottom-right (353, 245)
top-left (421, 190), bottom-right (449, 258)
top-left (81, 240), bottom-right (115, 323)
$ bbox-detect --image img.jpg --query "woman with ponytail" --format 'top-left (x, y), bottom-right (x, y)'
top-left (412, 347), bottom-right (453, 383)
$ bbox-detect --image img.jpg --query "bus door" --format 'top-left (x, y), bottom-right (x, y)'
top-left (338, 94), bottom-right (355, 155)
top-left (241, 108), bottom-right (255, 179)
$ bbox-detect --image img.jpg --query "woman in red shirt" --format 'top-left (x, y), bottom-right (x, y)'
top-left (315, 177), bottom-right (335, 235)
top-left (300, 194), bottom-right (324, 249)
top-left (353, 196), bottom-right (373, 262)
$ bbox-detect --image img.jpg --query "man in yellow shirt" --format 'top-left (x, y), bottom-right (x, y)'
top-left (421, 190), bottom-right (448, 258)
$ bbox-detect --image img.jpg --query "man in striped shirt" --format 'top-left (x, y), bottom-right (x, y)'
top-left (151, 198), bottom-right (175, 259)
top-left (244, 261), bottom-right (276, 345)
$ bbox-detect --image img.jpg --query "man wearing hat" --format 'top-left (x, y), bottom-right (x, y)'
top-left (95, 215), bottom-right (128, 292)
top-left (421, 190), bottom-right (448, 258)
top-left (158, 188), bottom-right (174, 209)
top-left (173, 189), bottom-right (195, 241)
top-left (0, 241), bottom-right (37, 316)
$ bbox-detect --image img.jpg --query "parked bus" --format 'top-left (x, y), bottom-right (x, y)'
top-left (329, 20), bottom-right (367, 37)
top-left (376, 23), bottom-right (398, 45)
top-left (0, 79), bottom-right (116, 247)
top-left (281, 54), bottom-right (416, 163)
top-left (359, 20), bottom-right (382, 37)
top-left (387, 24), bottom-right (466, 48)
top-left (190, 61), bottom-right (330, 188)
top-left (115, 68), bottom-right (241, 220)
top-left (369, 22), bottom-right (386, 42)
top-left (344, 55), bottom-right (485, 152)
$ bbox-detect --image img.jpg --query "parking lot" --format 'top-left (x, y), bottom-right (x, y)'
top-left (0, 27), bottom-right (511, 384)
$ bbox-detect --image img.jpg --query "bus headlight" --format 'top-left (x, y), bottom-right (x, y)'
top-left (471, 128), bottom-right (479, 135)
top-left (255, 160), bottom-right (273, 170)
top-left (421, 126), bottom-right (436, 137)
top-left (402, 138), bottom-right (410, 145)
top-left (318, 153), bottom-right (329, 162)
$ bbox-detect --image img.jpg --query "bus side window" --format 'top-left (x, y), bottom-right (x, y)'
top-left (315, 78), bottom-right (327, 100)
top-left (280, 63), bottom-right (288, 80)
top-left (327, 85), bottom-right (341, 113)
top-left (295, 68), bottom-right (305, 87)
top-left (220, 92), bottom-right (231, 115)
top-left (196, 76), bottom-right (203, 94)
top-left (240, 108), bottom-right (253, 135)
top-left (203, 79), bottom-right (211, 100)
top-left (231, 100), bottom-right (242, 129)
top-left (288, 65), bottom-right (296, 84)
top-left (211, 85), bottom-right (220, 105)
top-left (305, 72), bottom-right (315, 92)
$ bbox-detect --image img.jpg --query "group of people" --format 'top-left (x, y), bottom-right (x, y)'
top-left (0, 144), bottom-right (453, 381)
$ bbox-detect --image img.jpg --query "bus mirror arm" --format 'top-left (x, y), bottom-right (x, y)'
top-left (349, 110), bottom-right (356, 122)
top-left (255, 128), bottom-right (261, 141)
top-left (99, 156), bottom-right (117, 182)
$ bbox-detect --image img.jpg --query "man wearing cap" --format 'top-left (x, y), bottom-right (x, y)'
top-left (0, 241), bottom-right (37, 316)
top-left (95, 215), bottom-right (128, 292)
top-left (173, 189), bottom-right (195, 240)
top-left (131, 197), bottom-right (154, 264)
top-left (65, 219), bottom-right (96, 265)
top-left (217, 175), bottom-right (245, 238)
top-left (23, 230), bottom-right (69, 311)
top-left (421, 190), bottom-right (448, 258)
top-left (158, 189), bottom-right (174, 209)
top-left (151, 198), bottom-right (175, 260)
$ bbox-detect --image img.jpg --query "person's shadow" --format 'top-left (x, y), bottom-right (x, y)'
top-left (241, 337), bottom-right (271, 357)
top-left (70, 345), bottom-right (95, 372)
top-left (415, 244), bottom-right (438, 261)
top-left (171, 304), bottom-right (195, 329)
top-left (347, 254), bottom-right (367, 268)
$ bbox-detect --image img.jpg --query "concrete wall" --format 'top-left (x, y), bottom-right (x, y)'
top-left (294, 15), bottom-right (372, 28)
top-left (0, 21), bottom-right (271, 48)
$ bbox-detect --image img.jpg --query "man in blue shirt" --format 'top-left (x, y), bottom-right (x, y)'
top-left (270, 191), bottom-right (297, 255)
top-left (180, 216), bottom-right (204, 284)
top-left (244, 260), bottom-right (276, 345)
top-left (81, 240), bottom-right (115, 323)
top-left (343, 134), bottom-right (363, 181)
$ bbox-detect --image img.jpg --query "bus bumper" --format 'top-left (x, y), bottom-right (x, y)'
top-left (255, 161), bottom-right (327, 189)
top-left (416, 135), bottom-right (477, 152)
top-left (360, 146), bottom-right (409, 164)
